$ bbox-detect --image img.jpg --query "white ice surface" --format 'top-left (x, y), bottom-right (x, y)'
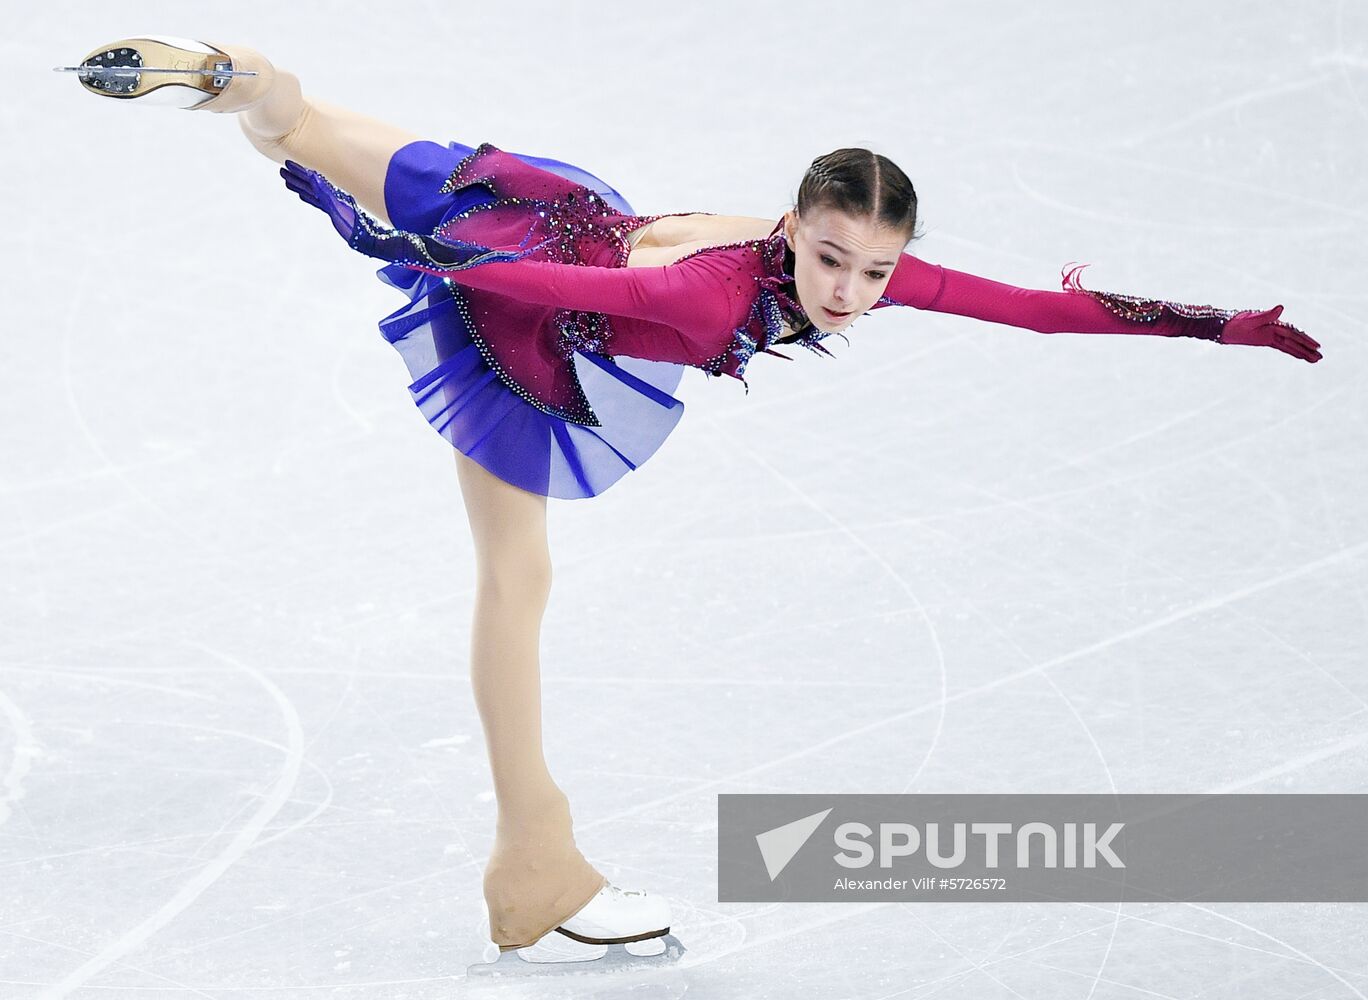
top-left (4, 2), bottom-right (1367, 997)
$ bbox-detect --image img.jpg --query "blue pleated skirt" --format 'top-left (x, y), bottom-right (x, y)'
top-left (376, 139), bottom-right (687, 499)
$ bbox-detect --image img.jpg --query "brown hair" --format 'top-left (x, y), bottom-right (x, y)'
top-left (795, 147), bottom-right (922, 243)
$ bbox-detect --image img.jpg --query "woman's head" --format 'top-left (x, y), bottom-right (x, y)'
top-left (782, 147), bottom-right (921, 333)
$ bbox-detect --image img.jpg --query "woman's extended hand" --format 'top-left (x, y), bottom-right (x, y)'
top-left (278, 158), bottom-right (538, 273)
top-left (1222, 305), bottom-right (1322, 363)
top-left (279, 158), bottom-right (372, 252)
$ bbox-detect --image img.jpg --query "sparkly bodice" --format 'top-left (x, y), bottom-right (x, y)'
top-left (430, 143), bottom-right (688, 365)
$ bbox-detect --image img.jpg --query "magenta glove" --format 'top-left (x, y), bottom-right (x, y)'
top-left (880, 258), bottom-right (1325, 365)
top-left (1222, 305), bottom-right (1322, 363)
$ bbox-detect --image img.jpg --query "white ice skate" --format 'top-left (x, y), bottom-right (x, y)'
top-left (54, 36), bottom-right (266, 110)
top-left (467, 881), bottom-right (685, 978)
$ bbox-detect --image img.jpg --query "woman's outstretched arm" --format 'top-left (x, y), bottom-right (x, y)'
top-left (879, 253), bottom-right (1322, 363)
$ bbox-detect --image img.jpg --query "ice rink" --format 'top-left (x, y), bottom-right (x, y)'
top-left (4, 1), bottom-right (1366, 997)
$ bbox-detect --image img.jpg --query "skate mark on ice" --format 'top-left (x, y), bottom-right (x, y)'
top-left (0, 688), bottom-right (37, 836)
top-left (35, 643), bottom-right (303, 1000)
top-left (735, 437), bottom-right (951, 795)
top-left (581, 537), bottom-right (1368, 836)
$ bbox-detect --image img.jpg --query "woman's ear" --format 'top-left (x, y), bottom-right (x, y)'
top-left (783, 210), bottom-right (797, 248)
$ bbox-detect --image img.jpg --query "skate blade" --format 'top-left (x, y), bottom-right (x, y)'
top-left (57, 39), bottom-right (255, 101)
top-left (54, 66), bottom-right (259, 78)
top-left (466, 932), bottom-right (686, 979)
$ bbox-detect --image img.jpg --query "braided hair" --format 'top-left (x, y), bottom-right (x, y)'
top-left (795, 148), bottom-right (921, 243)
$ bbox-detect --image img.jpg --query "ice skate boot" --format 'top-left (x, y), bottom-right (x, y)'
top-left (468, 882), bottom-right (685, 978)
top-left (556, 880), bottom-right (673, 945)
top-left (55, 36), bottom-right (274, 111)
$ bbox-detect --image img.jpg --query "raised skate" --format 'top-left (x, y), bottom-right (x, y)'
top-left (55, 36), bottom-right (270, 111)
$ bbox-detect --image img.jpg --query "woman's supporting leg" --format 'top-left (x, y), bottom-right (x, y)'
top-left (453, 449), bottom-right (607, 950)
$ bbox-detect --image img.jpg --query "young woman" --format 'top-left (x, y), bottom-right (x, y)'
top-left (61, 34), bottom-right (1322, 972)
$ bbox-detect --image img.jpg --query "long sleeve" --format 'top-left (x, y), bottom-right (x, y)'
top-left (879, 253), bottom-right (1232, 341)
top-left (395, 241), bottom-right (744, 338)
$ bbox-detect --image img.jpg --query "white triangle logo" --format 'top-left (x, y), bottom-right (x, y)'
top-left (756, 808), bottom-right (833, 881)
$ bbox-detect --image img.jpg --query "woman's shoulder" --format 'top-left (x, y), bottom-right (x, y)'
top-left (638, 213), bottom-right (778, 247)
top-left (626, 214), bottom-right (781, 268)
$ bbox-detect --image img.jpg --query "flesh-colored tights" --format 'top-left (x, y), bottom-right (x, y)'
top-left (217, 46), bottom-right (607, 950)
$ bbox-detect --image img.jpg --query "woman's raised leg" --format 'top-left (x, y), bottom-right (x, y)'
top-left (74, 38), bottom-right (419, 226)
top-left (452, 449), bottom-right (607, 950)
top-left (236, 85), bottom-right (416, 225)
top-left (199, 44), bottom-right (418, 227)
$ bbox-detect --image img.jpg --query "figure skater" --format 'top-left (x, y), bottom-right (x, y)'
top-left (59, 35), bottom-right (1322, 976)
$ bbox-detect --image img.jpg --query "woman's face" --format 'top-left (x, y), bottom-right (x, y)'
top-left (783, 205), bottom-right (908, 333)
